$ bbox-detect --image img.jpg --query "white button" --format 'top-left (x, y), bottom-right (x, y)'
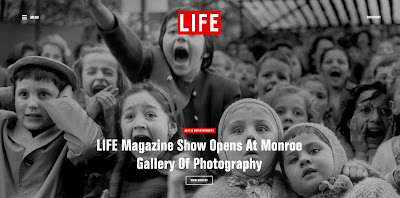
top-left (192, 91), bottom-right (197, 96)
top-left (194, 115), bottom-right (198, 121)
top-left (167, 75), bottom-right (173, 81)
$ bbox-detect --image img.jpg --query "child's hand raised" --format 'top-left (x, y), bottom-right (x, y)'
top-left (96, 86), bottom-right (118, 114)
top-left (349, 117), bottom-right (369, 158)
top-left (342, 162), bottom-right (368, 182)
top-left (59, 85), bottom-right (73, 98)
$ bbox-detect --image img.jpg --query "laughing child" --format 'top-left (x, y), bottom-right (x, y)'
top-left (0, 56), bottom-right (103, 198)
top-left (319, 47), bottom-right (356, 128)
top-left (83, 0), bottom-right (241, 170)
top-left (281, 123), bottom-right (399, 198)
top-left (169, 99), bottom-right (297, 198)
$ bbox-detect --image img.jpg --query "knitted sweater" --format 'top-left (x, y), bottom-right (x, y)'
top-left (192, 171), bottom-right (297, 198)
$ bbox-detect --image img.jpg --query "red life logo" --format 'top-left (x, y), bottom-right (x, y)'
top-left (178, 11), bottom-right (221, 35)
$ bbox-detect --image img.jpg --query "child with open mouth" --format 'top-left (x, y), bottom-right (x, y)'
top-left (336, 82), bottom-right (394, 163)
top-left (319, 46), bottom-right (356, 129)
top-left (106, 81), bottom-right (184, 198)
top-left (72, 47), bottom-right (131, 139)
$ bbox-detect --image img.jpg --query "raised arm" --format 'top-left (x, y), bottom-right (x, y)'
top-left (83, 0), bottom-right (146, 83)
top-left (44, 86), bottom-right (103, 167)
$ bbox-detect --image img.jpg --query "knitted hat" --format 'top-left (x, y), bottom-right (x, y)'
top-left (218, 98), bottom-right (284, 177)
top-left (284, 122), bottom-right (347, 177)
top-left (7, 56), bottom-right (78, 90)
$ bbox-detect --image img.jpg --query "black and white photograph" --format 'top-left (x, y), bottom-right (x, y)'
top-left (0, 0), bottom-right (400, 197)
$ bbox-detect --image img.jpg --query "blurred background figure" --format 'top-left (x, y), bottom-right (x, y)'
top-left (39, 34), bottom-right (71, 65)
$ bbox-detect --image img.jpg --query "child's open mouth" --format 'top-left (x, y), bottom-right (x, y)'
top-left (302, 168), bottom-right (317, 177)
top-left (133, 135), bottom-right (153, 143)
top-left (92, 85), bottom-right (107, 95)
top-left (329, 71), bottom-right (342, 79)
top-left (174, 47), bottom-right (189, 64)
top-left (366, 128), bottom-right (385, 142)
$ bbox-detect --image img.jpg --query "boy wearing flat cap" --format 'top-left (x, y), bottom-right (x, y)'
top-left (0, 56), bottom-right (103, 198)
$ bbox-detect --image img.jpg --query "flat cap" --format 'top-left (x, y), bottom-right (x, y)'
top-left (7, 56), bottom-right (77, 90)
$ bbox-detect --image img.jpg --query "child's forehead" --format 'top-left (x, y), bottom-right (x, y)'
top-left (166, 18), bottom-right (178, 28)
top-left (259, 59), bottom-right (291, 72)
top-left (224, 105), bottom-right (277, 126)
top-left (15, 78), bottom-right (58, 90)
top-left (274, 93), bottom-right (306, 106)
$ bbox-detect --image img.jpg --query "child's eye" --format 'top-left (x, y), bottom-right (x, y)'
top-left (19, 92), bottom-right (28, 98)
top-left (309, 148), bottom-right (320, 155)
top-left (317, 93), bottom-right (325, 100)
top-left (232, 127), bottom-right (244, 134)
top-left (39, 92), bottom-right (50, 98)
top-left (289, 157), bottom-right (298, 164)
top-left (256, 126), bottom-right (269, 132)
top-left (278, 74), bottom-right (287, 81)
top-left (276, 109), bottom-right (285, 115)
top-left (124, 114), bottom-right (134, 120)
top-left (263, 73), bottom-right (271, 78)
top-left (145, 112), bottom-right (157, 118)
top-left (169, 30), bottom-right (177, 34)
top-left (294, 110), bottom-right (304, 116)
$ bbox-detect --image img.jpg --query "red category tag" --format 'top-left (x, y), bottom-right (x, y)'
top-left (178, 10), bottom-right (221, 35)
top-left (183, 128), bottom-right (216, 134)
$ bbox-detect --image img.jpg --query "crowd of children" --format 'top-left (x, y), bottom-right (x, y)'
top-left (1, 0), bottom-right (400, 197)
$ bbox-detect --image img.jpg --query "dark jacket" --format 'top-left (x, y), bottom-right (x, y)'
top-left (100, 16), bottom-right (241, 163)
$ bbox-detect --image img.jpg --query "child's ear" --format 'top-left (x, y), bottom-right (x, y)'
top-left (201, 52), bottom-right (210, 59)
top-left (168, 121), bottom-right (178, 138)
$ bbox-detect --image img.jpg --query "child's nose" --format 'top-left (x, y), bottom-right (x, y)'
top-left (133, 116), bottom-right (147, 131)
top-left (28, 97), bottom-right (39, 109)
top-left (176, 35), bottom-right (187, 42)
top-left (95, 71), bottom-right (105, 81)
top-left (300, 157), bottom-right (312, 167)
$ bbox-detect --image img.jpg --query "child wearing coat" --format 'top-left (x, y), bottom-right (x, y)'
top-left (281, 122), bottom-right (399, 198)
top-left (0, 56), bottom-right (103, 198)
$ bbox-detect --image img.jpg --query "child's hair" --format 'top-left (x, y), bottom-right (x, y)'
top-left (373, 54), bottom-right (398, 76)
top-left (14, 65), bottom-right (68, 91)
top-left (282, 125), bottom-right (330, 149)
top-left (74, 42), bottom-right (94, 60)
top-left (319, 46), bottom-right (351, 72)
top-left (72, 47), bottom-right (131, 96)
top-left (337, 81), bottom-right (390, 140)
top-left (158, 6), bottom-right (214, 69)
top-left (297, 74), bottom-right (331, 104)
top-left (256, 50), bottom-right (292, 76)
top-left (261, 83), bottom-right (316, 123)
top-left (39, 34), bottom-right (70, 64)
top-left (389, 61), bottom-right (400, 97)
top-left (114, 81), bottom-right (182, 140)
